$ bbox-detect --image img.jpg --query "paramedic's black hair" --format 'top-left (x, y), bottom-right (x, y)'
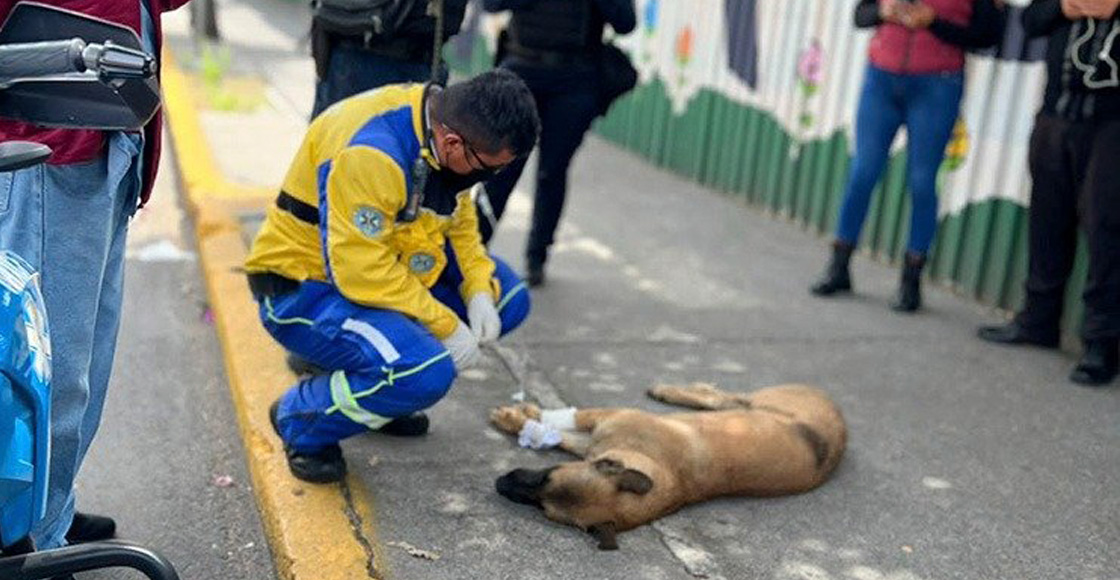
top-left (432, 69), bottom-right (540, 157)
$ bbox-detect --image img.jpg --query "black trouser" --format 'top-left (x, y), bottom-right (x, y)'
top-left (1018, 114), bottom-right (1120, 341)
top-left (478, 60), bottom-right (600, 266)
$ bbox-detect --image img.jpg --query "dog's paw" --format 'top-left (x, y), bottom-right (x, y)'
top-left (516, 403), bottom-right (541, 420)
top-left (490, 405), bottom-right (530, 434)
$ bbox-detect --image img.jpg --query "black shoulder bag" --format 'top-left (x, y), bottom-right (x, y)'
top-left (596, 41), bottom-right (637, 116)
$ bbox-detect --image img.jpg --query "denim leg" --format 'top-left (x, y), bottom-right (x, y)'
top-left (14, 133), bottom-right (141, 549)
top-left (902, 72), bottom-right (963, 254)
top-left (835, 66), bottom-right (906, 245)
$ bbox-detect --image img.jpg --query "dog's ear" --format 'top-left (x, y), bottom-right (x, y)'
top-left (593, 458), bottom-right (625, 475)
top-left (588, 522), bottom-right (619, 550)
top-left (615, 468), bottom-right (653, 495)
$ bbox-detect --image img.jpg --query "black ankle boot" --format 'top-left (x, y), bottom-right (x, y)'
top-left (526, 256), bottom-right (546, 288)
top-left (891, 253), bottom-right (926, 313)
top-left (1070, 338), bottom-right (1119, 386)
top-left (810, 242), bottom-right (854, 296)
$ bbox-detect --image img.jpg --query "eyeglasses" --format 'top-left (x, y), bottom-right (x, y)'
top-left (462, 140), bottom-right (506, 176)
top-left (442, 123), bottom-right (508, 176)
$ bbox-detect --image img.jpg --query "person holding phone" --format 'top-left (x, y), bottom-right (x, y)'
top-left (810, 0), bottom-right (1005, 311)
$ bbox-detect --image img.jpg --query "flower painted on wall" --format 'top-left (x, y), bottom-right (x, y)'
top-left (675, 26), bottom-right (693, 67)
top-left (675, 25), bottom-right (693, 87)
top-left (643, 0), bottom-right (658, 34)
top-left (943, 118), bottom-right (969, 171)
top-left (641, 0), bottom-right (659, 63)
top-left (796, 40), bottom-right (823, 129)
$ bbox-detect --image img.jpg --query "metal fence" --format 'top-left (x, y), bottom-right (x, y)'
top-left (448, 0), bottom-right (1090, 335)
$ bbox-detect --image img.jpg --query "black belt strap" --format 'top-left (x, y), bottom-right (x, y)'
top-left (247, 272), bottom-right (301, 300)
top-left (277, 190), bottom-right (320, 225)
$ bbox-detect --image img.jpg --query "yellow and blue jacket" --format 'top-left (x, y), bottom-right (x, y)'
top-left (245, 83), bottom-right (497, 339)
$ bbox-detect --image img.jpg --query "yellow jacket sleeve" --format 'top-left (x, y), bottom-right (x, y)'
top-left (325, 146), bottom-right (461, 339)
top-left (446, 191), bottom-right (499, 302)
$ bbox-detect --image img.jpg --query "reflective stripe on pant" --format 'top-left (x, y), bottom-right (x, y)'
top-left (263, 255), bottom-right (530, 452)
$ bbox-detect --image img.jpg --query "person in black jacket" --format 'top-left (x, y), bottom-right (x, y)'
top-left (977, 0), bottom-right (1120, 386)
top-left (310, 0), bottom-right (468, 118)
top-left (477, 0), bottom-right (636, 286)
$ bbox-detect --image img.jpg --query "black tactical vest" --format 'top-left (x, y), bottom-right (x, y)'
top-left (508, 0), bottom-right (603, 54)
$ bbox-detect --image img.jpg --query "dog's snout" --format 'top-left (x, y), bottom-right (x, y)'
top-left (495, 467), bottom-right (555, 508)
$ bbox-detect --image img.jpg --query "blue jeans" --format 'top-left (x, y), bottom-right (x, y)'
top-left (311, 43), bottom-right (441, 119)
top-left (0, 132), bottom-right (142, 549)
top-left (265, 255), bottom-right (530, 452)
top-left (835, 65), bottom-right (963, 255)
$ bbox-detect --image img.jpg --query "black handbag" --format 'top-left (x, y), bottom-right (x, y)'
top-left (596, 41), bottom-right (637, 116)
top-left (310, 0), bottom-right (415, 39)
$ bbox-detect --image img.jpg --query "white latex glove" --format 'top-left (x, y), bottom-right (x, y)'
top-left (467, 292), bottom-right (501, 344)
top-left (441, 322), bottom-right (481, 371)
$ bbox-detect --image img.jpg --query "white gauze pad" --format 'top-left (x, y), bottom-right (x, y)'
top-left (539, 407), bottom-right (577, 431)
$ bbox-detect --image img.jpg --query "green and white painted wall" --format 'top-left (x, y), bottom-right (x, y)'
top-left (448, 0), bottom-right (1089, 335)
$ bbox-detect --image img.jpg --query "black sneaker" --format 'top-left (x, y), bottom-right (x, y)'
top-left (376, 413), bottom-right (430, 437)
top-left (269, 401), bottom-right (347, 484)
top-left (65, 512), bottom-right (116, 544)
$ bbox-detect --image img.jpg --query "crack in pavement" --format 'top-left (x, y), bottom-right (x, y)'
top-left (340, 479), bottom-right (383, 579)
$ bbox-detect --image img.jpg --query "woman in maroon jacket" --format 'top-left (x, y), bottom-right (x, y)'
top-left (0, 0), bottom-right (190, 563)
top-left (810, 0), bottom-right (1004, 312)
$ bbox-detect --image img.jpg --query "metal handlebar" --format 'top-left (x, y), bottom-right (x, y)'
top-left (0, 38), bottom-right (155, 88)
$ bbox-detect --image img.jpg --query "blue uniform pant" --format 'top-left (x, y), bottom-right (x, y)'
top-left (835, 64), bottom-right (963, 255)
top-left (0, 133), bottom-right (143, 549)
top-left (263, 256), bottom-right (530, 452)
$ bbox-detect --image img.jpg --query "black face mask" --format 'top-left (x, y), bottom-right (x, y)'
top-left (420, 168), bottom-right (488, 216)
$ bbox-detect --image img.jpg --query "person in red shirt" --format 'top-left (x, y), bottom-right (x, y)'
top-left (0, 0), bottom-right (191, 565)
top-left (810, 0), bottom-right (1004, 311)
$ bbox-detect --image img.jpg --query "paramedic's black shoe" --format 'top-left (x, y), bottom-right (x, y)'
top-left (810, 241), bottom-right (853, 296)
top-left (65, 512), bottom-right (116, 543)
top-left (1069, 339), bottom-right (1118, 387)
top-left (286, 352), bottom-right (326, 376)
top-left (376, 412), bottom-right (430, 437)
top-left (269, 400), bottom-right (347, 484)
top-left (976, 321), bottom-right (1059, 348)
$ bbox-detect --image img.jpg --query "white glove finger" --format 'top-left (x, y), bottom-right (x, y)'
top-left (482, 314), bottom-right (501, 343)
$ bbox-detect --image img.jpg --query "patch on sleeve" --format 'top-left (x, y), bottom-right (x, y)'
top-left (353, 206), bottom-right (385, 237)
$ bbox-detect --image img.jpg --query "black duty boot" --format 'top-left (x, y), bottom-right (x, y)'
top-left (526, 257), bottom-right (546, 288)
top-left (810, 242), bottom-right (854, 296)
top-left (977, 319), bottom-right (1060, 348)
top-left (269, 401), bottom-right (347, 484)
top-left (65, 512), bottom-right (117, 544)
top-left (891, 253), bottom-right (926, 313)
top-left (1069, 338), bottom-right (1119, 387)
top-left (376, 413), bottom-right (430, 437)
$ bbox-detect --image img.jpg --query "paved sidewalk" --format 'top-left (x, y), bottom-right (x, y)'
top-left (163, 1), bottom-right (1120, 579)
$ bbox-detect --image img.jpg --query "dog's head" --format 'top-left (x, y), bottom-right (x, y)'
top-left (495, 454), bottom-right (657, 550)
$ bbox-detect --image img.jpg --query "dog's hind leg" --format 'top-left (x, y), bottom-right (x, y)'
top-left (647, 382), bottom-right (752, 410)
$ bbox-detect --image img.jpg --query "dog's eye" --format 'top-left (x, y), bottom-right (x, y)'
top-left (543, 484), bottom-right (580, 508)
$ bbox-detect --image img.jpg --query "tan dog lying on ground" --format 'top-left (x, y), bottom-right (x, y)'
top-left (491, 383), bottom-right (847, 550)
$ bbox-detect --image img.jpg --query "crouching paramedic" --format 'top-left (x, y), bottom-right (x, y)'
top-left (244, 70), bottom-right (540, 483)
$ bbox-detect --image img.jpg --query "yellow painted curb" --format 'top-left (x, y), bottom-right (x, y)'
top-left (161, 49), bottom-right (389, 580)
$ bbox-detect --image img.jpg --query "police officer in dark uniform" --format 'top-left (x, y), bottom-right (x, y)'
top-left (479, 0), bottom-right (636, 286)
top-left (310, 0), bottom-right (469, 118)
